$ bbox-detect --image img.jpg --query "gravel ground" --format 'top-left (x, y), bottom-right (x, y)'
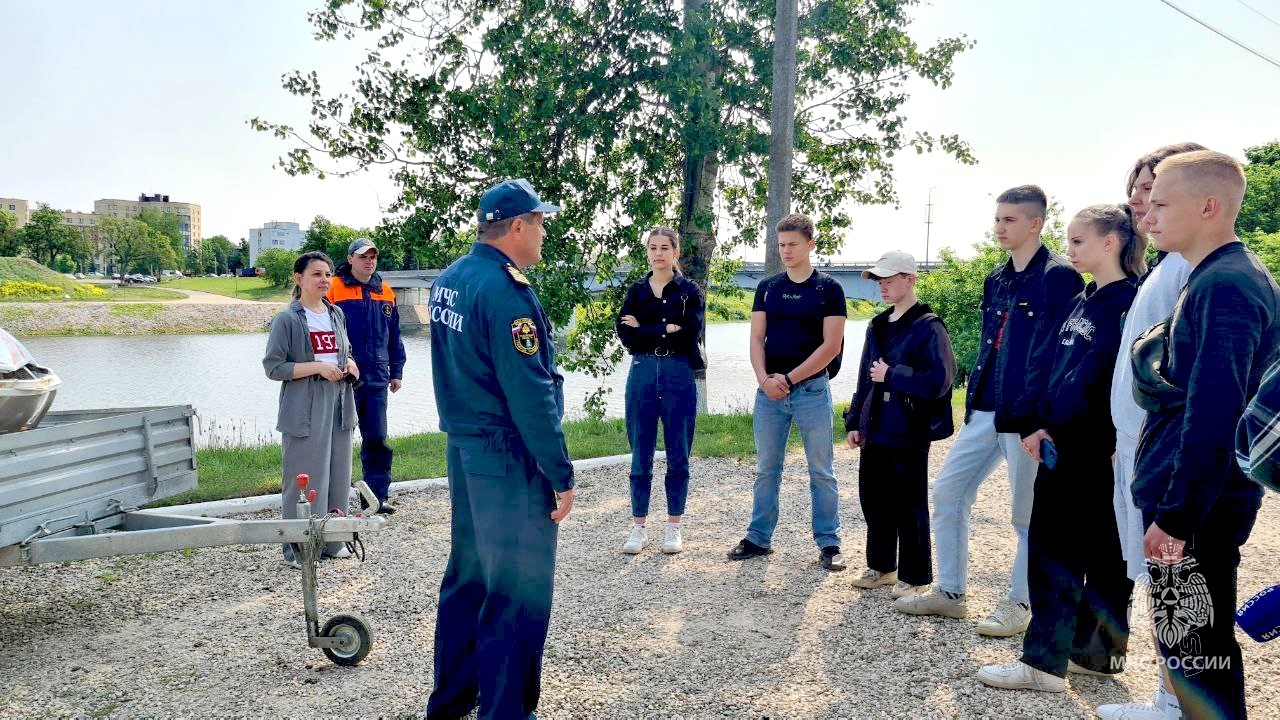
top-left (2, 442), bottom-right (1277, 719)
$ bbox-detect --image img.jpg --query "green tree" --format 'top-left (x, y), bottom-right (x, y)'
top-left (100, 218), bottom-right (177, 275)
top-left (200, 235), bottom-right (237, 274)
top-left (136, 207), bottom-right (188, 266)
top-left (228, 239), bottom-right (250, 273)
top-left (1239, 140), bottom-right (1280, 235)
top-left (303, 215), bottom-right (364, 265)
top-left (258, 248), bottom-right (299, 287)
top-left (20, 205), bottom-right (82, 268)
top-left (0, 209), bottom-right (19, 256)
top-left (253, 0), bottom-right (974, 392)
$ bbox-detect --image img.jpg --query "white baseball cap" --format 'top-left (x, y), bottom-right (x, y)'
top-left (862, 250), bottom-right (918, 279)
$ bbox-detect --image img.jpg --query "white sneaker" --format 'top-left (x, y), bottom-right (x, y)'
top-left (852, 568), bottom-right (897, 589)
top-left (662, 524), bottom-right (684, 554)
top-left (975, 660), bottom-right (1065, 692)
top-left (891, 581), bottom-right (929, 599)
top-left (325, 546), bottom-right (352, 559)
top-left (976, 599), bottom-right (1032, 637)
top-left (622, 525), bottom-right (647, 554)
top-left (1096, 688), bottom-right (1177, 720)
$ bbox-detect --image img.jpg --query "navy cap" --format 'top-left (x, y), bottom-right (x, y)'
top-left (477, 178), bottom-right (561, 224)
top-left (347, 237), bottom-right (376, 257)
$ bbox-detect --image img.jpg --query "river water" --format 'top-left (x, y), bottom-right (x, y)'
top-left (24, 320), bottom-right (868, 447)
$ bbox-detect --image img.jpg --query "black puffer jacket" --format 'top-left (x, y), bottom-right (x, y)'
top-left (845, 302), bottom-right (957, 450)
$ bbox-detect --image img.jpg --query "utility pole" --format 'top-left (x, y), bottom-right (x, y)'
top-left (763, 0), bottom-right (799, 277)
top-left (924, 187), bottom-right (935, 267)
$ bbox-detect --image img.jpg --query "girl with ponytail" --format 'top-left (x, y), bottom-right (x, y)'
top-left (977, 205), bottom-right (1140, 692)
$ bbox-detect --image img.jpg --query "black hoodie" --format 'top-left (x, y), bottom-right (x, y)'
top-left (1033, 277), bottom-right (1137, 454)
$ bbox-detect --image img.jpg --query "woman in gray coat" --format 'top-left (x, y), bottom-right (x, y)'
top-left (263, 251), bottom-right (360, 568)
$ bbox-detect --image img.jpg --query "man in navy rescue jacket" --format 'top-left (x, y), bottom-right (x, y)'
top-left (327, 236), bottom-right (406, 514)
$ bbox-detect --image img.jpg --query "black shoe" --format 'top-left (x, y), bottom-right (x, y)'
top-left (375, 498), bottom-right (397, 515)
top-left (820, 546), bottom-right (847, 571)
top-left (727, 538), bottom-right (773, 561)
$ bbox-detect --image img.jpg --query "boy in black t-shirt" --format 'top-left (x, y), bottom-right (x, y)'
top-left (727, 213), bottom-right (848, 571)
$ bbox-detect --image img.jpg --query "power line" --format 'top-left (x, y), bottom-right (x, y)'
top-left (1235, 0), bottom-right (1280, 29)
top-left (1158, 0), bottom-right (1280, 70)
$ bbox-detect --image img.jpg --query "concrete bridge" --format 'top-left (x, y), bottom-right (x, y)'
top-left (382, 260), bottom-right (940, 325)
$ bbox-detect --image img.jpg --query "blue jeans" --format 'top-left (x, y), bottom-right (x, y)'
top-left (624, 354), bottom-right (697, 517)
top-left (746, 374), bottom-right (841, 550)
top-left (931, 409), bottom-right (1037, 602)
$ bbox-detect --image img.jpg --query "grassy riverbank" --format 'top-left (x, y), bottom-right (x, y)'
top-left (0, 257), bottom-right (184, 302)
top-left (164, 409), bottom-right (855, 506)
top-left (158, 276), bottom-right (291, 302)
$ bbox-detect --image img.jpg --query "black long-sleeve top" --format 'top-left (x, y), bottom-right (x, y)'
top-left (1034, 278), bottom-right (1137, 453)
top-left (616, 274), bottom-right (705, 364)
top-left (1135, 242), bottom-right (1280, 540)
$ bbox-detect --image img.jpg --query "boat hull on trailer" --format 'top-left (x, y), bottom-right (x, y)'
top-left (0, 328), bottom-right (61, 434)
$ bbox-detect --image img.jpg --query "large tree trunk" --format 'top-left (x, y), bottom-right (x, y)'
top-left (679, 0), bottom-right (720, 413)
top-left (764, 0), bottom-right (799, 277)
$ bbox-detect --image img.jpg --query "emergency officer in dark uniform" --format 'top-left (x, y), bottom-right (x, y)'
top-left (327, 236), bottom-right (406, 513)
top-left (426, 178), bottom-right (576, 720)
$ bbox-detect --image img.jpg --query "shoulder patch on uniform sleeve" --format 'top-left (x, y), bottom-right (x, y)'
top-left (511, 317), bottom-right (539, 356)
top-left (505, 264), bottom-right (531, 286)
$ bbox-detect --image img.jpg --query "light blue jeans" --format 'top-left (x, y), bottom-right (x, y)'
top-left (932, 409), bottom-right (1037, 603)
top-left (746, 374), bottom-right (841, 550)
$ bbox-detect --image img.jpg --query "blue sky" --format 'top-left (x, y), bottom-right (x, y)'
top-left (1, 0), bottom-right (1277, 263)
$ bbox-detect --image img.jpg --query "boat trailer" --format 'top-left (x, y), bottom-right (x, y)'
top-left (0, 405), bottom-right (387, 666)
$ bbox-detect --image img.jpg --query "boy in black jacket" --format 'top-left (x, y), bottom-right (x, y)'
top-left (1132, 150), bottom-right (1280, 719)
top-left (846, 251), bottom-right (956, 598)
top-left (896, 186), bottom-right (1084, 638)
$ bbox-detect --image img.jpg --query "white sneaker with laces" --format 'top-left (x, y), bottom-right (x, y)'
top-left (622, 525), bottom-right (648, 554)
top-left (975, 660), bottom-right (1065, 692)
top-left (662, 524), bottom-right (683, 554)
top-left (1095, 688), bottom-right (1176, 720)
top-left (976, 599), bottom-right (1032, 637)
top-left (891, 581), bottom-right (928, 599)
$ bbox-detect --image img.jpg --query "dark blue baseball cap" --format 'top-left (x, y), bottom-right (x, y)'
top-left (477, 178), bottom-right (561, 224)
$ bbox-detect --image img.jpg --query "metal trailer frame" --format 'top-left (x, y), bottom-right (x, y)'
top-left (1, 405), bottom-right (387, 666)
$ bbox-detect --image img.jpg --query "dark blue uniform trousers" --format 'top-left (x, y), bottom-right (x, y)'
top-left (427, 436), bottom-right (558, 720)
top-left (354, 383), bottom-right (394, 501)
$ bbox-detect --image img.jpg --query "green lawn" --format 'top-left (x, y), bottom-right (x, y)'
top-left (159, 276), bottom-right (290, 302)
top-left (0, 257), bottom-right (188, 301)
top-left (158, 408), bottom-right (860, 507)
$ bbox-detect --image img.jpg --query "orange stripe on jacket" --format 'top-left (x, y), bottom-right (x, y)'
top-left (327, 277), bottom-right (396, 304)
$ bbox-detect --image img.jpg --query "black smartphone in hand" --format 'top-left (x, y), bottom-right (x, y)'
top-left (1041, 438), bottom-right (1058, 470)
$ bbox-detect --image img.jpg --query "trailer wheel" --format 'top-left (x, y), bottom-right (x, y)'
top-left (321, 613), bottom-right (373, 666)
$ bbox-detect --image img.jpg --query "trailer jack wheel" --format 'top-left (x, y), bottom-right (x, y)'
top-left (320, 613), bottom-right (373, 666)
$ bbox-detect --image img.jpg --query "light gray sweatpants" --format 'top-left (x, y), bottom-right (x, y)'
top-left (281, 380), bottom-right (353, 559)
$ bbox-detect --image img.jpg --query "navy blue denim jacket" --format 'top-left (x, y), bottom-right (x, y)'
top-left (965, 244), bottom-right (1084, 436)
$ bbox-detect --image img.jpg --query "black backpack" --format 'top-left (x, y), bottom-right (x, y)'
top-left (902, 312), bottom-right (955, 442)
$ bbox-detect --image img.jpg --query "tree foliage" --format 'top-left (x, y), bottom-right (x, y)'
top-left (1239, 140), bottom-right (1280, 236)
top-left (258, 248), bottom-right (299, 287)
top-left (0, 210), bottom-right (20, 257)
top-left (100, 217), bottom-right (177, 276)
top-left (20, 205), bottom-right (87, 268)
top-left (252, 0), bottom-right (974, 398)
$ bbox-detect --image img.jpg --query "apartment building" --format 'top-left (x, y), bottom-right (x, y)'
top-left (248, 221), bottom-right (304, 266)
top-left (95, 193), bottom-right (202, 250)
top-left (0, 198), bottom-right (30, 226)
